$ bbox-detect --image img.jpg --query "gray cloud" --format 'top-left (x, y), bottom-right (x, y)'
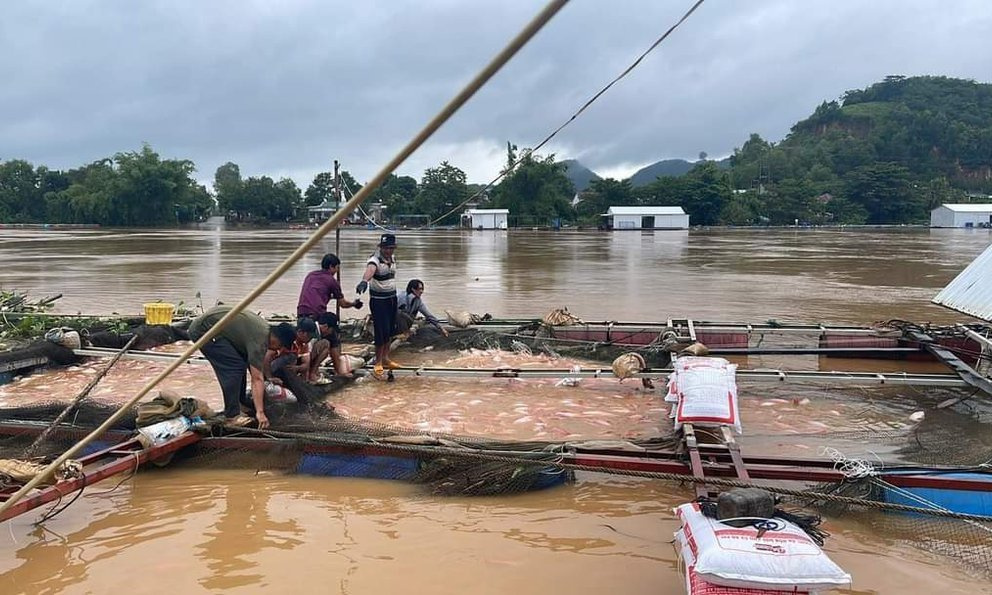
top-left (2, 0), bottom-right (990, 187)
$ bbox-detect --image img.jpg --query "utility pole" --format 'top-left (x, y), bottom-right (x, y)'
top-left (334, 160), bottom-right (342, 318)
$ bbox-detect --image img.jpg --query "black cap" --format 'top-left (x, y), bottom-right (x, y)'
top-left (316, 312), bottom-right (339, 328)
top-left (379, 233), bottom-right (396, 247)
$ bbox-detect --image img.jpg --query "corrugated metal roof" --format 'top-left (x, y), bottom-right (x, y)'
top-left (933, 242), bottom-right (992, 322)
top-left (605, 206), bottom-right (686, 216)
top-left (936, 203), bottom-right (992, 213)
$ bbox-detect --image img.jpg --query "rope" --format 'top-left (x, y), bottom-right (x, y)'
top-left (0, 0), bottom-right (571, 520)
top-left (339, 174), bottom-right (392, 233)
top-left (219, 426), bottom-right (992, 523)
top-left (425, 0), bottom-right (707, 228)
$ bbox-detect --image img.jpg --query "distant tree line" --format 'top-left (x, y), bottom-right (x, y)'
top-left (0, 145), bottom-right (213, 225)
top-left (2, 76), bottom-right (989, 228)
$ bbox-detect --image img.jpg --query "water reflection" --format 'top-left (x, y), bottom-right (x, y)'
top-left (196, 478), bottom-right (305, 590)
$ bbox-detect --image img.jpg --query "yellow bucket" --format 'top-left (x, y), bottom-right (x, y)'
top-left (144, 303), bottom-right (176, 325)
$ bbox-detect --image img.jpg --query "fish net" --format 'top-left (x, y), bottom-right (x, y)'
top-left (2, 372), bottom-right (992, 580)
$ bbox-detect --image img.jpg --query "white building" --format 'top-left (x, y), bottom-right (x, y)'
top-left (463, 208), bottom-right (509, 230)
top-left (930, 204), bottom-right (992, 228)
top-left (602, 206), bottom-right (689, 230)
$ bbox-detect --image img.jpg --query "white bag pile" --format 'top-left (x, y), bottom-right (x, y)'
top-left (666, 356), bottom-right (742, 434)
top-left (674, 503), bottom-right (851, 593)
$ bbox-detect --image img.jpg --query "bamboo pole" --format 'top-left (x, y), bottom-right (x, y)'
top-left (0, 0), bottom-right (570, 519)
top-left (334, 159), bottom-right (342, 320)
top-left (24, 334), bottom-right (139, 457)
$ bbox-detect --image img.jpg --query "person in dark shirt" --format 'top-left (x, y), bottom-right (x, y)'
top-left (308, 312), bottom-right (348, 379)
top-left (188, 306), bottom-right (297, 429)
top-left (297, 253), bottom-right (362, 319)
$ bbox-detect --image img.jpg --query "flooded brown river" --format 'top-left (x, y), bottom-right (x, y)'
top-left (2, 226), bottom-right (992, 594)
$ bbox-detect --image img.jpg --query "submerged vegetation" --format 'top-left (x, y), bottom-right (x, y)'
top-left (1, 76), bottom-right (990, 227)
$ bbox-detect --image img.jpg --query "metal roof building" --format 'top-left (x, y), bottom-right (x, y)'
top-left (933, 242), bottom-right (992, 322)
top-left (930, 204), bottom-right (992, 228)
top-left (602, 206), bottom-right (689, 230)
top-left (462, 208), bottom-right (509, 230)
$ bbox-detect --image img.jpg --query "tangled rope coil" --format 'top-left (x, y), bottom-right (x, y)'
top-left (820, 447), bottom-right (880, 480)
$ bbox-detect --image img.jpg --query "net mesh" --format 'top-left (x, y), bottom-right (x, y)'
top-left (3, 376), bottom-right (992, 579)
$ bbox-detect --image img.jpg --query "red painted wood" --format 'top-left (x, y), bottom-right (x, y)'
top-left (0, 432), bottom-right (200, 522)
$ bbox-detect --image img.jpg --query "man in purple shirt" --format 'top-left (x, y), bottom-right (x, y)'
top-left (297, 253), bottom-right (362, 319)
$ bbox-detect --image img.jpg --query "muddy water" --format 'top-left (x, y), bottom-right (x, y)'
top-left (1, 227), bottom-right (992, 594)
top-left (1, 226), bottom-right (988, 322)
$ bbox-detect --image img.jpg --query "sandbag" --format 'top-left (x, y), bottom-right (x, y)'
top-left (445, 310), bottom-right (480, 328)
top-left (541, 307), bottom-right (582, 326)
top-left (44, 327), bottom-right (81, 350)
top-left (679, 342), bottom-right (710, 357)
top-left (669, 356), bottom-right (742, 434)
top-left (675, 503), bottom-right (850, 592)
top-left (611, 352), bottom-right (645, 380)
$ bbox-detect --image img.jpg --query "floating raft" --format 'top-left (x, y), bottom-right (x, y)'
top-left (66, 347), bottom-right (972, 387)
top-left (1, 421), bottom-right (991, 520)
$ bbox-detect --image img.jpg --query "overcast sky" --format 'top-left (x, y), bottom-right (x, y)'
top-left (2, 0), bottom-right (990, 188)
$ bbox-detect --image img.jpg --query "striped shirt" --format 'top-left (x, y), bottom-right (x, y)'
top-left (367, 250), bottom-right (396, 299)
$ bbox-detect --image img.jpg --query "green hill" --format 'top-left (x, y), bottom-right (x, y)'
top-left (629, 158), bottom-right (730, 186)
top-left (725, 76), bottom-right (992, 225)
top-left (561, 159), bottom-right (601, 192)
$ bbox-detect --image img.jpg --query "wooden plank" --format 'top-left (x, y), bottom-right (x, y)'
top-left (908, 330), bottom-right (992, 398)
top-left (0, 432), bottom-right (200, 522)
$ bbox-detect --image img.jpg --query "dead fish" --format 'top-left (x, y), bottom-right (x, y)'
top-left (468, 399), bottom-right (483, 406)
top-left (760, 401), bottom-right (778, 407)
top-left (513, 416), bottom-right (533, 424)
top-left (909, 411), bottom-right (926, 423)
top-left (807, 421), bottom-right (830, 430)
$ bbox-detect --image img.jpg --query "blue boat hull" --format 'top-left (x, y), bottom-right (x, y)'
top-left (882, 472), bottom-right (992, 517)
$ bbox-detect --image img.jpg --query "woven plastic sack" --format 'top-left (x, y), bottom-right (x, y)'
top-left (542, 307), bottom-right (582, 326)
top-left (445, 310), bottom-right (479, 328)
top-left (670, 357), bottom-right (742, 434)
top-left (675, 503), bottom-right (850, 592)
top-left (611, 352), bottom-right (645, 380)
top-left (44, 327), bottom-right (81, 350)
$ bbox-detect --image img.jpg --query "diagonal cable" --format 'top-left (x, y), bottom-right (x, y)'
top-left (426, 0), bottom-right (707, 227)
